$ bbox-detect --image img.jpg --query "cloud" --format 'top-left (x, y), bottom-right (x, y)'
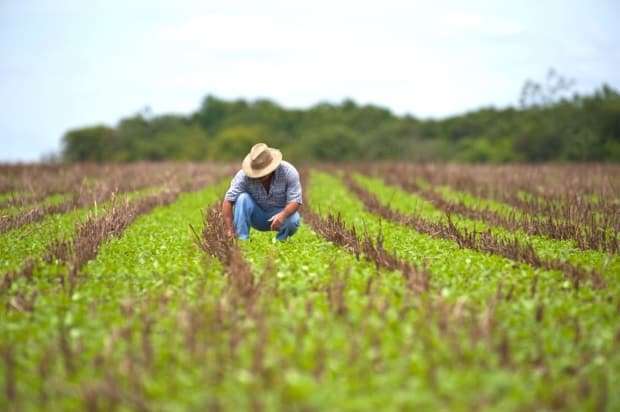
top-left (441, 11), bottom-right (525, 38)
top-left (158, 13), bottom-right (320, 52)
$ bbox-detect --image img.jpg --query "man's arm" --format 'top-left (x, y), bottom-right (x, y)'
top-left (222, 199), bottom-right (235, 237)
top-left (222, 170), bottom-right (246, 238)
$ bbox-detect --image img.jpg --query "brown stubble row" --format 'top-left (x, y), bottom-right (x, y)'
top-left (367, 163), bottom-right (620, 254)
top-left (1, 191), bottom-right (181, 310)
top-left (0, 163), bottom-right (93, 200)
top-left (1, 163), bottom-right (160, 207)
top-left (416, 179), bottom-right (619, 255)
top-left (193, 204), bottom-right (260, 306)
top-left (1, 167), bottom-right (228, 303)
top-left (1, 174), bottom-right (231, 408)
top-left (0, 163), bottom-right (222, 203)
top-left (194, 170), bottom-right (430, 306)
top-left (2, 289), bottom-right (184, 411)
top-left (1, 168), bottom-right (613, 411)
top-left (192, 202), bottom-right (276, 410)
top-left (56, 190), bottom-right (182, 292)
top-left (0, 163), bottom-right (228, 234)
top-left (342, 174), bottom-right (606, 290)
top-left (300, 170), bottom-right (431, 294)
top-left (302, 211), bottom-right (431, 295)
top-left (299, 170), bottom-right (608, 409)
top-left (1, 265), bottom-right (603, 410)
top-left (0, 168), bottom-right (241, 411)
top-left (373, 163), bottom-right (620, 204)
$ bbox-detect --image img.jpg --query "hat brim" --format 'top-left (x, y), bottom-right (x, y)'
top-left (242, 149), bottom-right (282, 178)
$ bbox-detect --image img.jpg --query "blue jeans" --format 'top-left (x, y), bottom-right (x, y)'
top-left (233, 192), bottom-right (300, 241)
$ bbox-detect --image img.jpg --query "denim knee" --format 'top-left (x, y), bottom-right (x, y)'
top-left (291, 212), bottom-right (300, 227)
top-left (284, 212), bottom-right (301, 229)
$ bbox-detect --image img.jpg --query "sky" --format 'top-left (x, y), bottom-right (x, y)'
top-left (1, 0), bottom-right (619, 161)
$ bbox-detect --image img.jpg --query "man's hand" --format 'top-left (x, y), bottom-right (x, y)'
top-left (270, 212), bottom-right (286, 231)
top-left (270, 202), bottom-right (300, 231)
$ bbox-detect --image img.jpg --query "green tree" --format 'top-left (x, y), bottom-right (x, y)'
top-left (208, 125), bottom-right (268, 161)
top-left (60, 81), bottom-right (620, 163)
top-left (294, 125), bottom-right (362, 161)
top-left (62, 125), bottom-right (116, 162)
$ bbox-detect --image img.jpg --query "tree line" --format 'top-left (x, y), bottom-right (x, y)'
top-left (62, 75), bottom-right (620, 163)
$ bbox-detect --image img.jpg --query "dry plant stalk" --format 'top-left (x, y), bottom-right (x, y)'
top-left (15, 187), bottom-right (188, 296)
top-left (194, 204), bottom-right (259, 304)
top-left (301, 171), bottom-right (430, 294)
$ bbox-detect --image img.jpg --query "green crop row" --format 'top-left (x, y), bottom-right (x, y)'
top-left (426, 175), bottom-right (616, 233)
top-left (0, 194), bottom-right (69, 217)
top-left (0, 181), bottom-right (228, 410)
top-left (354, 174), bottom-right (620, 277)
top-left (4, 178), bottom-right (408, 410)
top-left (0, 187), bottom-right (157, 274)
top-left (306, 171), bottom-right (620, 409)
top-left (1, 171), bottom-right (618, 411)
top-left (413, 174), bottom-right (617, 233)
top-left (414, 177), bottom-right (529, 220)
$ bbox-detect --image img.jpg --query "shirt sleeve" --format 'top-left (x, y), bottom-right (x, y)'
top-left (285, 165), bottom-right (303, 204)
top-left (224, 170), bottom-right (247, 202)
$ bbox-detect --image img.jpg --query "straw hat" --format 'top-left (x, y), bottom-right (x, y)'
top-left (242, 143), bottom-right (283, 178)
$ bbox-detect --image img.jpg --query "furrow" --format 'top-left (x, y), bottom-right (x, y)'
top-left (312, 171), bottom-right (590, 301)
top-left (0, 190), bottom-right (149, 276)
top-left (51, 189), bottom-right (183, 292)
top-left (0, 165), bottom-right (229, 235)
top-left (344, 174), bottom-right (606, 290)
top-left (2, 167), bottom-right (619, 411)
top-left (373, 163), bottom-right (620, 250)
top-left (390, 172), bottom-right (619, 254)
top-left (358, 173), bottom-right (620, 277)
top-left (83, 179), bottom-right (229, 281)
top-left (300, 170), bottom-right (430, 293)
top-left (1, 181), bottom-right (230, 410)
top-left (0, 173), bottom-right (228, 296)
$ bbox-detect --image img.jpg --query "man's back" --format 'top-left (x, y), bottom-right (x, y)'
top-left (224, 160), bottom-right (302, 212)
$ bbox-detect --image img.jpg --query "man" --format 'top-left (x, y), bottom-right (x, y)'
top-left (223, 143), bottom-right (302, 241)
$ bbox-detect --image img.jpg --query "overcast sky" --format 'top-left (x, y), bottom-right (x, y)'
top-left (1, 0), bottom-right (619, 161)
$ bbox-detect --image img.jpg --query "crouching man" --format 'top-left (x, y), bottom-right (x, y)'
top-left (222, 143), bottom-right (302, 241)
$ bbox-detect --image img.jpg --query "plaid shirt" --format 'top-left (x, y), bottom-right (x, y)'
top-left (224, 160), bottom-right (303, 211)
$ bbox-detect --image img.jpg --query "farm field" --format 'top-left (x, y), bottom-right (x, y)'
top-left (1, 162), bottom-right (619, 411)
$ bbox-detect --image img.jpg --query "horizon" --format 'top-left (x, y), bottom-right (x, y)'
top-left (2, 0), bottom-right (619, 161)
